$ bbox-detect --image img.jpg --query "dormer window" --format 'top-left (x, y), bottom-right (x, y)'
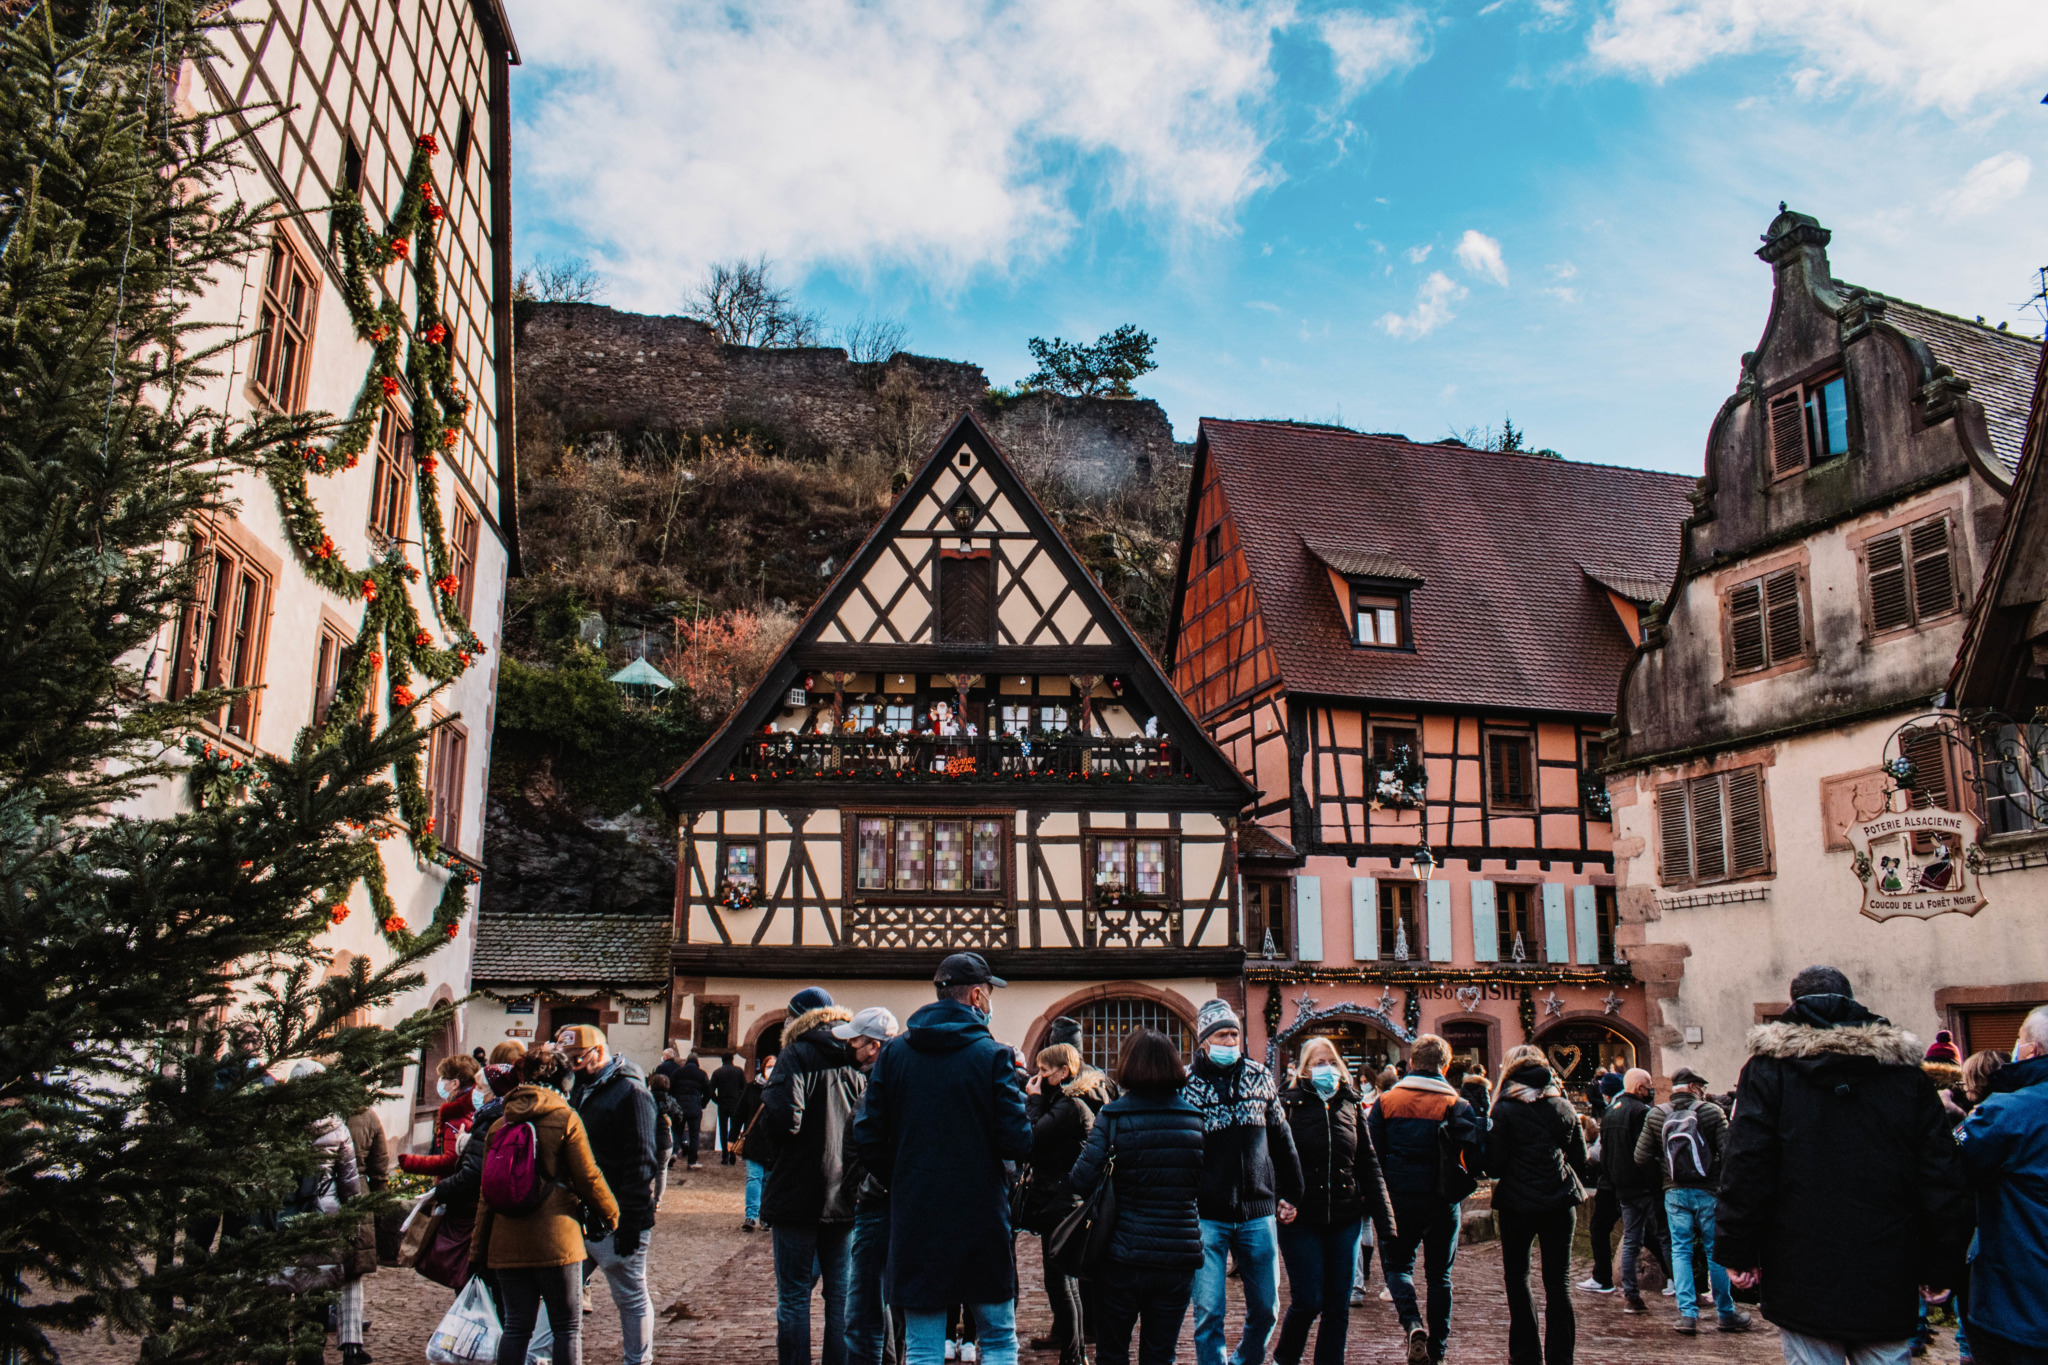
top-left (1353, 589), bottom-right (1406, 648)
top-left (1767, 370), bottom-right (1850, 476)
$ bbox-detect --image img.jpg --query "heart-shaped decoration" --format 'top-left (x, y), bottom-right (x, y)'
top-left (1547, 1043), bottom-right (1584, 1079)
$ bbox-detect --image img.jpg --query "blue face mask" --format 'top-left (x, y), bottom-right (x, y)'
top-left (1207, 1043), bottom-right (1240, 1067)
top-left (1310, 1065), bottom-right (1340, 1098)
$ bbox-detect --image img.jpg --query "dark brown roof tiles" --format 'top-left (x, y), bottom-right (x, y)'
top-left (472, 913), bottom-right (674, 986)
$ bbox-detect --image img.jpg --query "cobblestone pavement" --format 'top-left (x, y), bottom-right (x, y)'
top-left (47, 1161), bottom-right (1964, 1364)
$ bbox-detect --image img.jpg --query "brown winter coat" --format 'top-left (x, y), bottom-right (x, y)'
top-left (344, 1108), bottom-right (391, 1279)
top-left (470, 1086), bottom-right (618, 1270)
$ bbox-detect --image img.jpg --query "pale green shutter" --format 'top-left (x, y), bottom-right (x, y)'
top-left (1573, 885), bottom-right (1599, 964)
top-left (1470, 880), bottom-right (1498, 962)
top-left (1543, 883), bottom-right (1570, 963)
top-left (1295, 876), bottom-right (1323, 962)
top-left (1426, 880), bottom-right (1453, 962)
top-left (1352, 877), bottom-right (1379, 962)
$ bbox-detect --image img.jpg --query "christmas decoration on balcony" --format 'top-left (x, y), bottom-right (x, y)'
top-left (1372, 747), bottom-right (1428, 809)
top-left (716, 880), bottom-right (757, 912)
top-left (1580, 769), bottom-right (1613, 820)
top-left (1404, 987), bottom-right (1421, 1034)
top-left (1264, 983), bottom-right (1284, 1037)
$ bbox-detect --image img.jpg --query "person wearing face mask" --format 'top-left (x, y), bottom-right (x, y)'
top-left (1273, 1038), bottom-right (1394, 1365)
top-left (1020, 1042), bottom-right (1107, 1365)
top-left (834, 1007), bottom-right (905, 1365)
top-left (399, 1054), bottom-right (483, 1179)
top-left (854, 952), bottom-right (1032, 1365)
top-left (1182, 998), bottom-right (1304, 1365)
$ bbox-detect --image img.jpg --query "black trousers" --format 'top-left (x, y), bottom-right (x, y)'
top-left (499, 1263), bottom-right (582, 1365)
top-left (719, 1107), bottom-right (743, 1162)
top-left (677, 1106), bottom-right (702, 1161)
top-left (1039, 1234), bottom-right (1084, 1354)
top-left (1498, 1205), bottom-right (1576, 1365)
top-left (1094, 1263), bottom-right (1196, 1365)
top-left (1587, 1188), bottom-right (1620, 1289)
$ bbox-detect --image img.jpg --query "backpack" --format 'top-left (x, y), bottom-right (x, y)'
top-left (1659, 1103), bottom-right (1710, 1184)
top-left (1437, 1111), bottom-right (1480, 1203)
top-left (480, 1120), bottom-right (552, 1214)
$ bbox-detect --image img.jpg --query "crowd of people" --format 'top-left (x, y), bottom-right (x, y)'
top-left (250, 956), bottom-right (2048, 1365)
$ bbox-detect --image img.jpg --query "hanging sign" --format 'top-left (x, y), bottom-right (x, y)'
top-left (1849, 808), bottom-right (1985, 920)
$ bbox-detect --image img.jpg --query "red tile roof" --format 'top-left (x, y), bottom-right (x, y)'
top-left (1195, 420), bottom-right (1696, 715)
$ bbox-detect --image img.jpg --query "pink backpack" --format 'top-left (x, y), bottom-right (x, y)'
top-left (480, 1120), bottom-right (551, 1214)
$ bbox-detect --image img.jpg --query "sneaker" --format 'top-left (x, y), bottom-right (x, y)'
top-left (960, 1347), bottom-right (979, 1364)
top-left (1674, 1315), bottom-right (1698, 1335)
top-left (741, 1218), bottom-right (757, 1232)
top-left (1405, 1327), bottom-right (1431, 1364)
top-left (943, 1343), bottom-right (959, 1362)
top-left (1349, 1289), bottom-right (1367, 1307)
top-left (1661, 1285), bottom-right (1678, 1297)
top-left (1578, 1277), bottom-right (1615, 1294)
top-left (1623, 1295), bottom-right (1647, 1314)
top-left (1379, 1286), bottom-right (1394, 1301)
top-left (1718, 1310), bottom-right (1755, 1333)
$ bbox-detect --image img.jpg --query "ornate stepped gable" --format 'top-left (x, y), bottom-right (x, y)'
top-left (659, 411), bottom-right (1255, 970)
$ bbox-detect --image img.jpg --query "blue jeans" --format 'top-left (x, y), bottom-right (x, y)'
top-left (1382, 1196), bottom-right (1459, 1360)
top-left (586, 1229), bottom-right (654, 1365)
top-left (1777, 1329), bottom-right (1915, 1365)
top-left (773, 1222), bottom-right (854, 1365)
top-left (1195, 1216), bottom-right (1280, 1365)
top-left (1275, 1218), bottom-right (1361, 1365)
top-left (1664, 1187), bottom-right (1734, 1318)
top-left (848, 1202), bottom-right (893, 1365)
top-left (746, 1159), bottom-right (767, 1222)
top-left (905, 1301), bottom-right (1016, 1365)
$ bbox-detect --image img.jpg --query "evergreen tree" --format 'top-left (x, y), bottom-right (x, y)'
top-left (1022, 324), bottom-right (1158, 398)
top-left (2, 7), bottom-right (458, 1360)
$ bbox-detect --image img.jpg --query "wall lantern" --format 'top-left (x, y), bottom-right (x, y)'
top-left (1411, 842), bottom-right (1438, 882)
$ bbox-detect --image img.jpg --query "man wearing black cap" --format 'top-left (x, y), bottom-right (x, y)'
top-left (1636, 1066), bottom-right (1747, 1335)
top-left (855, 952), bottom-right (1032, 1365)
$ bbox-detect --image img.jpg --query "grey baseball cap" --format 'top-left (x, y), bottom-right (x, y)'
top-left (831, 1006), bottom-right (901, 1042)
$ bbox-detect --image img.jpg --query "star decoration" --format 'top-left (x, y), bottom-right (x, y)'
top-left (1543, 991), bottom-right (1566, 1018)
top-left (1376, 989), bottom-right (1398, 1017)
top-left (1293, 994), bottom-right (1319, 1021)
top-left (1602, 991), bottom-right (1625, 1016)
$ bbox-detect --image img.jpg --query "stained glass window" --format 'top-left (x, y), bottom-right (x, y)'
top-left (932, 820), bottom-right (967, 891)
top-left (894, 820), bottom-right (928, 890)
top-left (724, 842), bottom-right (759, 893)
top-left (1134, 839), bottom-right (1166, 896)
top-left (972, 820), bottom-right (1004, 891)
top-left (1095, 839), bottom-right (1128, 889)
top-left (857, 819), bottom-right (889, 890)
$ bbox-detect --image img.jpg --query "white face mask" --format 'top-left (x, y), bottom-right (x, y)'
top-left (472, 1084), bottom-right (493, 1110)
top-left (436, 1078), bottom-right (458, 1101)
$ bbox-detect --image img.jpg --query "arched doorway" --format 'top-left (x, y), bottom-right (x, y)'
top-left (1533, 1017), bottom-right (1641, 1099)
top-left (1069, 997), bottom-right (1191, 1075)
top-left (1439, 1020), bottom-right (1493, 1079)
top-left (754, 1020), bottom-right (784, 1062)
top-left (1286, 1017), bottom-right (1403, 1082)
top-left (1266, 1001), bottom-right (1413, 1077)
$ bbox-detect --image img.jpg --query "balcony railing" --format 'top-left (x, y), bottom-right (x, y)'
top-left (722, 733), bottom-right (1200, 785)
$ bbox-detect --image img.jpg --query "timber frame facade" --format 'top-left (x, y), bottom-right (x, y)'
top-left (657, 413), bottom-right (1255, 1067)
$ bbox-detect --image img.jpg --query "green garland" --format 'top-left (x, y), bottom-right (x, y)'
top-left (240, 133), bottom-right (484, 953)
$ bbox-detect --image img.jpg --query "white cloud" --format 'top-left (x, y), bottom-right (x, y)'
top-left (1245, 299), bottom-right (1283, 313)
top-left (1380, 271), bottom-right (1468, 338)
top-left (1319, 8), bottom-right (1433, 98)
top-left (1405, 244), bottom-right (1433, 263)
top-left (1587, 0), bottom-right (2048, 116)
top-left (507, 0), bottom-right (1289, 304)
top-left (1454, 229), bottom-right (1509, 285)
top-left (1941, 152), bottom-right (2032, 220)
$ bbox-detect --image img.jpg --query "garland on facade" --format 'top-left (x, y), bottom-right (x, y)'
top-left (1246, 963), bottom-right (1637, 988)
top-left (470, 986), bottom-right (671, 1008)
top-left (212, 133), bottom-right (485, 953)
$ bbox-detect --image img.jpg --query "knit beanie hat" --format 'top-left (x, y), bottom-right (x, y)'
top-left (483, 1062), bottom-right (519, 1097)
top-left (1046, 1016), bottom-right (1083, 1050)
top-left (1925, 1030), bottom-right (1961, 1065)
top-left (789, 986), bottom-right (836, 1017)
top-left (1196, 998), bottom-right (1242, 1046)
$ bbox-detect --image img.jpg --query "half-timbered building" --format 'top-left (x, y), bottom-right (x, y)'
top-left (1166, 419), bottom-right (1694, 1094)
top-left (658, 413), bottom-right (1256, 1069)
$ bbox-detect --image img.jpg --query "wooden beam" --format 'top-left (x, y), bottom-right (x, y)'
top-left (672, 945), bottom-right (1246, 980)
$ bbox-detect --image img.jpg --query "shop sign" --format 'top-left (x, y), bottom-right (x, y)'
top-left (1849, 808), bottom-right (1985, 921)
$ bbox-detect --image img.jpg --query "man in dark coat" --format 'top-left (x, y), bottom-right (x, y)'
top-left (712, 1053), bottom-right (748, 1165)
top-left (1718, 967), bottom-right (1970, 1360)
top-left (1368, 1033), bottom-right (1484, 1365)
top-left (1959, 1004), bottom-right (2048, 1364)
top-left (563, 1025), bottom-right (658, 1365)
top-left (673, 1053), bottom-right (711, 1168)
top-left (854, 953), bottom-right (1031, 1364)
top-left (1599, 1067), bottom-right (1671, 1313)
top-left (761, 987), bottom-right (866, 1365)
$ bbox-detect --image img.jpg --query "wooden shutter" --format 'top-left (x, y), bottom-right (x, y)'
top-left (1469, 880), bottom-right (1499, 962)
top-left (1572, 885), bottom-right (1599, 965)
top-left (1764, 569), bottom-right (1803, 664)
top-left (1690, 775), bottom-right (1727, 880)
top-left (1909, 518), bottom-right (1955, 621)
top-left (1425, 880), bottom-right (1453, 962)
top-left (1725, 768), bottom-right (1768, 876)
top-left (1657, 783), bottom-right (1692, 884)
top-left (1542, 883), bottom-right (1571, 963)
top-left (1866, 531), bottom-right (1911, 633)
top-left (938, 554), bottom-right (992, 643)
top-left (1899, 728), bottom-right (1954, 811)
top-left (1769, 390), bottom-right (1808, 475)
top-left (1963, 1007), bottom-right (2035, 1056)
top-left (1295, 875), bottom-right (1323, 962)
top-left (1728, 581), bottom-right (1766, 672)
top-left (1352, 876), bottom-right (1379, 961)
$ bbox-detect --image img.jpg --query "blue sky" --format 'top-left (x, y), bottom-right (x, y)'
top-left (501, 0), bottom-right (2048, 475)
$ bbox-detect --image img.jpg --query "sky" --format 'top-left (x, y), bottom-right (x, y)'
top-left (500, 0), bottom-right (2048, 475)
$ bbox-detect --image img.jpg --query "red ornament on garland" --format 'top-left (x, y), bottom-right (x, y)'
top-left (328, 903), bottom-right (349, 924)
top-left (382, 916), bottom-right (407, 934)
top-left (442, 427), bottom-right (458, 448)
top-left (420, 456), bottom-right (438, 477)
top-left (390, 236), bottom-right (410, 259)
top-left (392, 684), bottom-right (415, 707)
top-left (426, 202), bottom-right (445, 222)
top-left (380, 375), bottom-right (401, 397)
top-left (418, 133), bottom-right (439, 155)
top-left (423, 323), bottom-right (447, 345)
top-left (315, 535), bottom-right (334, 559)
top-left (445, 922), bottom-right (459, 938)
top-left (367, 650), bottom-right (384, 669)
top-left (414, 629), bottom-right (433, 648)
top-left (362, 578), bottom-right (378, 601)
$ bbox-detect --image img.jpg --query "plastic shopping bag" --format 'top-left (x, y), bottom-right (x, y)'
top-left (426, 1276), bottom-right (501, 1365)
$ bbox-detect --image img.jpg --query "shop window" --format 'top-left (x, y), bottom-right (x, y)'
top-left (697, 1001), bottom-right (732, 1053)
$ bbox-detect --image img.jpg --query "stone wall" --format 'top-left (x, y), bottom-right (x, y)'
top-left (514, 301), bottom-right (1181, 490)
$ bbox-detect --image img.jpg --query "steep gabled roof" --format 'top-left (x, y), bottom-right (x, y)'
top-left (660, 410), bottom-right (1255, 808)
top-left (1855, 291), bottom-right (2041, 474)
top-left (1180, 421), bottom-right (1694, 715)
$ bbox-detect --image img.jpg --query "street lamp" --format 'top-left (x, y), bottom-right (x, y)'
top-left (1411, 842), bottom-right (1438, 882)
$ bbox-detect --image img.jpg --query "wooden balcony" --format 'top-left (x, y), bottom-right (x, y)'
top-left (719, 733), bottom-right (1200, 786)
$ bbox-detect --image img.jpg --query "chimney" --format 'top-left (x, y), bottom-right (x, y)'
top-left (1755, 201), bottom-right (1832, 283)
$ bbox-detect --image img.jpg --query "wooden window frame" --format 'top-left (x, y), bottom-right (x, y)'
top-left (369, 402), bottom-right (415, 546)
top-left (1655, 766), bottom-right (1773, 888)
top-left (1245, 876), bottom-right (1290, 958)
top-left (1594, 885), bottom-right (1619, 965)
top-left (1720, 561), bottom-right (1811, 680)
top-left (250, 229), bottom-right (319, 413)
top-left (1857, 510), bottom-right (1962, 641)
top-left (452, 498), bottom-right (481, 620)
top-left (1087, 833), bottom-right (1180, 908)
top-left (427, 719), bottom-right (469, 853)
top-left (718, 838), bottom-right (763, 898)
top-left (1485, 728), bottom-right (1537, 811)
top-left (1378, 879), bottom-right (1420, 961)
top-left (1581, 736), bottom-right (1611, 819)
top-left (1371, 723), bottom-right (1420, 765)
top-left (312, 614), bottom-right (352, 728)
top-left (1495, 882), bottom-right (1541, 961)
top-left (937, 549), bottom-right (994, 646)
top-left (845, 811), bottom-right (1010, 904)
top-left (1763, 366), bottom-right (1851, 479)
top-left (1347, 580), bottom-right (1412, 651)
top-left (168, 520), bottom-right (280, 748)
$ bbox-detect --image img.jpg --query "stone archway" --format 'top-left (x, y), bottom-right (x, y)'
top-left (1533, 1012), bottom-right (1649, 1097)
top-left (1266, 999), bottom-right (1414, 1075)
top-left (1021, 981), bottom-right (1199, 1063)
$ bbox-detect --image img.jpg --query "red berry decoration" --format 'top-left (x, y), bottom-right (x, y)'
top-left (380, 375), bottom-right (400, 397)
top-left (427, 202), bottom-right (445, 222)
top-left (419, 133), bottom-right (439, 155)
top-left (392, 685), bottom-right (415, 707)
top-left (423, 323), bottom-right (447, 345)
top-left (367, 650), bottom-right (384, 669)
top-left (390, 237), bottom-right (410, 259)
top-left (446, 922), bottom-right (459, 939)
top-left (362, 578), bottom-right (378, 601)
top-left (414, 629), bottom-right (433, 648)
top-left (382, 916), bottom-right (406, 934)
top-left (442, 427), bottom-right (458, 448)
top-left (329, 904), bottom-right (350, 924)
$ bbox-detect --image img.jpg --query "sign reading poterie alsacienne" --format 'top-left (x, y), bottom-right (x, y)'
top-left (1848, 807), bottom-right (1986, 921)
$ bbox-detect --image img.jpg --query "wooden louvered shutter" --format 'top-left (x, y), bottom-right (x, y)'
top-left (1866, 532), bottom-right (1911, 633)
top-left (1769, 390), bottom-right (1808, 475)
top-left (1690, 775), bottom-right (1727, 881)
top-left (1657, 784), bottom-right (1692, 885)
top-left (1910, 518), bottom-right (1955, 621)
top-left (1728, 581), bottom-right (1766, 672)
top-left (938, 554), bottom-right (992, 643)
top-left (1725, 768), bottom-right (1768, 875)
top-left (1899, 727), bottom-right (1954, 811)
top-left (1764, 569), bottom-right (1803, 664)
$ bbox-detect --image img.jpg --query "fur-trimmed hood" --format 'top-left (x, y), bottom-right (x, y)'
top-left (787, 1005), bottom-right (853, 1043)
top-left (1746, 1021), bottom-right (1923, 1067)
top-left (1062, 1068), bottom-right (1107, 1101)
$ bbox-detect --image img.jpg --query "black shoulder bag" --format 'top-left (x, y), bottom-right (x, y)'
top-left (1046, 1115), bottom-right (1117, 1280)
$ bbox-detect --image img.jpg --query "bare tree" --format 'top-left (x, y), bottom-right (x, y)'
top-left (687, 256), bottom-right (822, 348)
top-left (839, 312), bottom-right (908, 364)
top-left (513, 255), bottom-right (606, 303)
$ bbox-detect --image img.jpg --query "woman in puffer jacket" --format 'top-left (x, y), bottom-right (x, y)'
top-left (1023, 1043), bottom-right (1105, 1365)
top-left (1069, 1030), bottom-right (1205, 1365)
top-left (1273, 1037), bottom-right (1394, 1365)
top-left (1485, 1045), bottom-right (1590, 1365)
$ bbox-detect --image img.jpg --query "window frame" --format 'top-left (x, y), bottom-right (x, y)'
top-left (1348, 581), bottom-right (1412, 651)
top-left (1763, 366), bottom-right (1852, 479)
top-left (1722, 562), bottom-right (1811, 678)
top-left (1858, 510), bottom-right (1961, 640)
top-left (1087, 833), bottom-right (1179, 907)
top-left (936, 549), bottom-right (994, 645)
top-left (717, 838), bottom-right (763, 898)
top-left (312, 616), bottom-right (351, 728)
top-left (1244, 876), bottom-right (1291, 957)
top-left (1593, 885), bottom-right (1619, 965)
top-left (1495, 883), bottom-right (1540, 961)
top-left (1485, 728), bottom-right (1537, 812)
top-left (168, 521), bottom-right (278, 747)
top-left (250, 229), bottom-right (319, 413)
top-left (369, 402), bottom-right (415, 546)
top-left (1204, 525), bottom-right (1223, 567)
top-left (452, 499), bottom-right (481, 620)
top-left (427, 719), bottom-right (469, 853)
top-left (1655, 767), bottom-right (1773, 888)
top-left (846, 812), bottom-right (1010, 903)
top-left (1378, 879), bottom-right (1420, 961)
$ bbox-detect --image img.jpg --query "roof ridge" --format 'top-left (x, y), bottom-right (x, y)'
top-left (1841, 283), bottom-right (2044, 349)
top-left (1201, 417), bottom-right (1700, 483)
